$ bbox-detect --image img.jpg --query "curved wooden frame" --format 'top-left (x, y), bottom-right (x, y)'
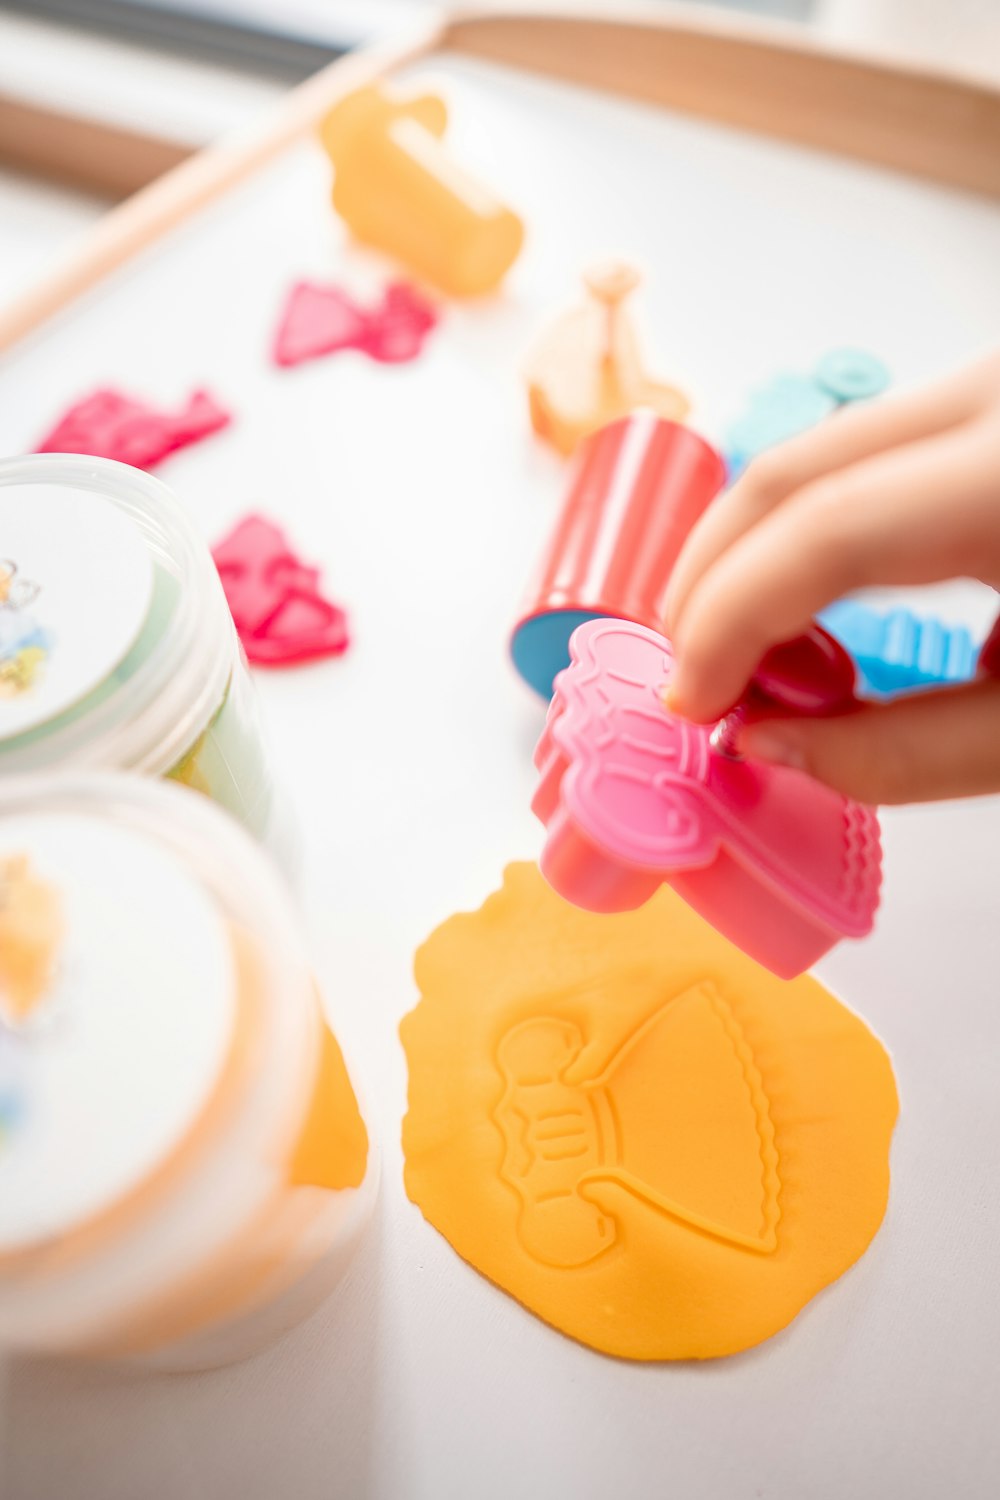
top-left (446, 3), bottom-right (1000, 200)
top-left (2, 2), bottom-right (998, 353)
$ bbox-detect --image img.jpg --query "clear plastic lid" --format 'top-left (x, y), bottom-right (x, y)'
top-left (0, 773), bottom-right (320, 1351)
top-left (0, 454), bottom-right (236, 774)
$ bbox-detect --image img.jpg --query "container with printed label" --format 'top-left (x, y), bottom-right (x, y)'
top-left (0, 773), bottom-right (376, 1368)
top-left (0, 454), bottom-right (290, 866)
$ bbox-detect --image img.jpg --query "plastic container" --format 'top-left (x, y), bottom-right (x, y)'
top-left (0, 773), bottom-right (376, 1369)
top-left (0, 454), bottom-right (289, 864)
top-left (511, 413), bottom-right (727, 697)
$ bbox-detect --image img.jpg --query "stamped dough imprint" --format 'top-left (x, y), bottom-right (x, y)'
top-left (494, 981), bottom-right (780, 1270)
top-left (0, 854), bottom-right (64, 1026)
top-left (401, 862), bottom-right (899, 1361)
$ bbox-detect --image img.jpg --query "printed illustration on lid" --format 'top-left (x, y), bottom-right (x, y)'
top-left (0, 487), bottom-right (154, 742)
top-left (0, 559), bottom-right (49, 700)
top-left (0, 854), bottom-right (64, 1027)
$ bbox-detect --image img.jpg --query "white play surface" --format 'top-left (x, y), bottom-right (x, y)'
top-left (2, 52), bottom-right (1000, 1500)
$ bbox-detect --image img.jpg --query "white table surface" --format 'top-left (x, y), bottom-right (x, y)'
top-left (2, 53), bottom-right (1000, 1500)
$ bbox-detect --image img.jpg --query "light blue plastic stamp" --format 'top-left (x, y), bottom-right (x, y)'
top-left (814, 349), bottom-right (891, 405)
top-left (820, 600), bottom-right (978, 698)
top-left (723, 373), bottom-right (836, 479)
top-left (724, 350), bottom-right (891, 479)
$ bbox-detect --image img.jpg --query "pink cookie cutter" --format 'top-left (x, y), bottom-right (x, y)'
top-left (36, 388), bottom-right (230, 470)
top-left (212, 515), bottom-right (349, 667)
top-left (532, 617), bottom-right (881, 979)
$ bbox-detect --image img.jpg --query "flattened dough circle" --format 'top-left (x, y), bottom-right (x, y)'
top-left (400, 863), bottom-right (898, 1360)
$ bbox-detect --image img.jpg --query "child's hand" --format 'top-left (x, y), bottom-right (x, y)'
top-left (664, 352), bottom-right (1000, 805)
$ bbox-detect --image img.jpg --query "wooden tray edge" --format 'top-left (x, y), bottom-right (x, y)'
top-left (444, 4), bottom-right (1000, 201)
top-left (2, 3), bottom-right (998, 355)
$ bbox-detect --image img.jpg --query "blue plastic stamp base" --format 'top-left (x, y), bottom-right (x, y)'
top-left (511, 609), bottom-right (607, 698)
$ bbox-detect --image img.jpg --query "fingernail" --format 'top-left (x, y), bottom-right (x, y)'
top-left (741, 727), bottom-right (807, 771)
top-left (663, 680), bottom-right (700, 720)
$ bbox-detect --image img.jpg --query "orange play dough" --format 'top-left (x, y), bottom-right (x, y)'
top-left (97, 942), bottom-right (370, 1357)
top-left (400, 862), bottom-right (898, 1360)
top-left (289, 1003), bottom-right (369, 1193)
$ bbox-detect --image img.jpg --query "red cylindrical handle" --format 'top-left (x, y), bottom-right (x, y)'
top-left (519, 411), bottom-right (727, 632)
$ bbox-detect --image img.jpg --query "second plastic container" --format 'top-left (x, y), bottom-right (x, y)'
top-left (0, 454), bottom-right (288, 863)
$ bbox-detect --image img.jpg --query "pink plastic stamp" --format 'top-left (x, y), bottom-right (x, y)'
top-left (532, 618), bottom-right (881, 979)
top-left (212, 515), bottom-right (349, 667)
top-left (273, 280), bottom-right (438, 367)
top-left (36, 389), bottom-right (230, 469)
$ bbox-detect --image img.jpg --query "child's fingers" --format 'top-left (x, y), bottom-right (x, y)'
top-left (667, 423), bottom-right (1000, 724)
top-left (740, 678), bottom-right (1000, 805)
top-left (664, 358), bottom-right (992, 639)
